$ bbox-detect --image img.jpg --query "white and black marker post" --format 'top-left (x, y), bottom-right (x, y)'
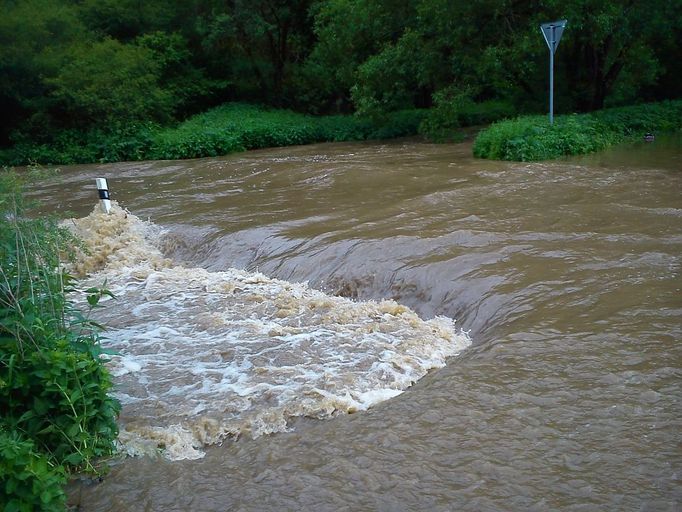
top-left (96, 178), bottom-right (111, 213)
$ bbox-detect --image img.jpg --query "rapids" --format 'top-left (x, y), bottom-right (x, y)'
top-left (66, 204), bottom-right (470, 460)
top-left (29, 134), bottom-right (681, 510)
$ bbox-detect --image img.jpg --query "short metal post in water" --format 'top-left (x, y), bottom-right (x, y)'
top-left (96, 178), bottom-right (111, 213)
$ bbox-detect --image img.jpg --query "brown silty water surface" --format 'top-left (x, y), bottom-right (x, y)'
top-left (31, 134), bottom-right (681, 510)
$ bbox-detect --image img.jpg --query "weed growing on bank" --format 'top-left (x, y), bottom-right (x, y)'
top-left (473, 100), bottom-right (682, 161)
top-left (0, 105), bottom-right (427, 166)
top-left (0, 169), bottom-right (120, 511)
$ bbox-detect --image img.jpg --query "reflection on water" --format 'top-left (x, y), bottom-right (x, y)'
top-left (30, 135), bottom-right (681, 510)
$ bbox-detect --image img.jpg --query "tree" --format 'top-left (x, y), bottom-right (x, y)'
top-left (550, 0), bottom-right (678, 110)
top-left (135, 31), bottom-right (221, 118)
top-left (300, 0), bottom-right (425, 113)
top-left (77, 0), bottom-right (178, 41)
top-left (196, 0), bottom-right (315, 105)
top-left (47, 38), bottom-right (172, 126)
top-left (307, 0), bottom-right (682, 116)
top-left (339, 0), bottom-right (545, 115)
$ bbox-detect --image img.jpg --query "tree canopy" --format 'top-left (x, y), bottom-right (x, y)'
top-left (1, 0), bottom-right (680, 146)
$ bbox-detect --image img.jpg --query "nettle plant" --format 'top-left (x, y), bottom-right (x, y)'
top-left (0, 169), bottom-right (120, 511)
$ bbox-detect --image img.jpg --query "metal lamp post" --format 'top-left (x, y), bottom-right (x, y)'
top-left (540, 20), bottom-right (567, 125)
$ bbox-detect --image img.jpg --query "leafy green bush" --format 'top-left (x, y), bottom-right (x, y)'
top-left (0, 123), bottom-right (160, 166)
top-left (0, 169), bottom-right (120, 510)
top-left (420, 87), bottom-right (516, 142)
top-left (473, 100), bottom-right (682, 161)
top-left (458, 99), bottom-right (516, 127)
top-left (47, 38), bottom-right (173, 126)
top-left (367, 109), bottom-right (426, 139)
top-left (0, 429), bottom-right (67, 512)
top-left (350, 31), bottom-right (424, 119)
top-left (0, 103), bottom-right (430, 166)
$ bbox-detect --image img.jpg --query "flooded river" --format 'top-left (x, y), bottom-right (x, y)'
top-left (34, 134), bottom-right (681, 510)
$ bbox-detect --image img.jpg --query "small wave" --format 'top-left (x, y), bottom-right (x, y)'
top-left (67, 205), bottom-right (471, 460)
top-left (64, 202), bottom-right (170, 275)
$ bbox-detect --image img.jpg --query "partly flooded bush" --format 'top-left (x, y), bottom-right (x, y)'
top-left (0, 170), bottom-right (120, 510)
top-left (419, 87), bottom-right (515, 142)
top-left (365, 109), bottom-right (426, 139)
top-left (473, 100), bottom-right (682, 161)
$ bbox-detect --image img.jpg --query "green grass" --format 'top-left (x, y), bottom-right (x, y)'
top-left (473, 100), bottom-right (682, 161)
top-left (0, 104), bottom-right (426, 166)
top-left (1, 169), bottom-right (120, 511)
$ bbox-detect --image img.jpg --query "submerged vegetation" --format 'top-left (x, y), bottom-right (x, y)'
top-left (473, 100), bottom-right (682, 161)
top-left (0, 170), bottom-right (120, 510)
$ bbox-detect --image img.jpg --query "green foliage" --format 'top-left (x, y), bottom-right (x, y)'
top-left (419, 87), bottom-right (516, 142)
top-left (351, 30), bottom-right (425, 117)
top-left (547, 0), bottom-right (676, 109)
top-left (0, 429), bottom-right (67, 512)
top-left (150, 104), bottom-right (426, 159)
top-left (3, 0), bottom-right (682, 156)
top-left (0, 169), bottom-right (120, 510)
top-left (0, 104), bottom-right (427, 165)
top-left (473, 100), bottom-right (682, 161)
top-left (195, 0), bottom-right (316, 105)
top-left (134, 31), bottom-right (221, 119)
top-left (77, 0), bottom-right (178, 41)
top-left (0, 0), bottom-right (90, 144)
top-left (309, 0), bottom-right (682, 116)
top-left (418, 87), bottom-right (468, 142)
top-left (301, 0), bottom-right (408, 112)
top-left (47, 38), bottom-right (172, 126)
top-left (0, 123), bottom-right (160, 166)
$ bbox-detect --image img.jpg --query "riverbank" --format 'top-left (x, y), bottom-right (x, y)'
top-left (2, 100), bottom-right (680, 167)
top-left (0, 105), bottom-right (426, 167)
top-left (0, 99), bottom-right (516, 167)
top-left (473, 99), bottom-right (682, 161)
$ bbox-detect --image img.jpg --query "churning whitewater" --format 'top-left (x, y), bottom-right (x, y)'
top-left (66, 203), bottom-right (470, 460)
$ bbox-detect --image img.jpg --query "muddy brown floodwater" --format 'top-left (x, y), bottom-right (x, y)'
top-left (31, 134), bottom-right (681, 511)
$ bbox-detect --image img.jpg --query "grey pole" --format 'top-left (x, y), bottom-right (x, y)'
top-left (540, 20), bottom-right (567, 126)
top-left (549, 30), bottom-right (554, 125)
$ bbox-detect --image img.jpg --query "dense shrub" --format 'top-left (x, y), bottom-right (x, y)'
top-left (0, 124), bottom-right (159, 166)
top-left (418, 86), bottom-right (516, 142)
top-left (0, 104), bottom-right (427, 166)
top-left (367, 109), bottom-right (426, 139)
top-left (47, 38), bottom-right (173, 126)
top-left (0, 170), bottom-right (120, 510)
top-left (473, 100), bottom-right (682, 161)
top-left (418, 87), bottom-right (468, 142)
top-left (0, 429), bottom-right (67, 512)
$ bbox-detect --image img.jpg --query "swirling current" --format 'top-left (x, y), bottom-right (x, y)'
top-left (29, 134), bottom-right (681, 511)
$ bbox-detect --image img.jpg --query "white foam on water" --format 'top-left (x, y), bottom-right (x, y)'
top-left (66, 204), bottom-right (471, 460)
